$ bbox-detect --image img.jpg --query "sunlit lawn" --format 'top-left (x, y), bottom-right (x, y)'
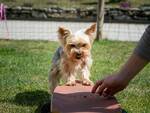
top-left (0, 40), bottom-right (149, 113)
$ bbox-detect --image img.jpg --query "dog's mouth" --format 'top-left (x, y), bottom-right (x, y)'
top-left (76, 54), bottom-right (82, 59)
top-left (76, 56), bottom-right (81, 59)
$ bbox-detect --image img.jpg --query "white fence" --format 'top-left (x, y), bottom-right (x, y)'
top-left (0, 20), bottom-right (149, 41)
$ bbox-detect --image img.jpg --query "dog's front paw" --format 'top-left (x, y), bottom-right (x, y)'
top-left (66, 81), bottom-right (76, 86)
top-left (82, 79), bottom-right (93, 86)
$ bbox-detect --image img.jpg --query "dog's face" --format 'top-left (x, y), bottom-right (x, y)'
top-left (58, 24), bottom-right (96, 61)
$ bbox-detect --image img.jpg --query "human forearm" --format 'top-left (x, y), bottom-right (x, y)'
top-left (117, 53), bottom-right (148, 84)
top-left (92, 26), bottom-right (150, 96)
top-left (92, 53), bottom-right (148, 96)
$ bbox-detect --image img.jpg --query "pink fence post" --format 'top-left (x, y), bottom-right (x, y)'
top-left (0, 3), bottom-right (9, 39)
top-left (0, 4), bottom-right (3, 20)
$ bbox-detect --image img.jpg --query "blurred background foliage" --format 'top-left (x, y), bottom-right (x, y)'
top-left (0, 0), bottom-right (150, 8)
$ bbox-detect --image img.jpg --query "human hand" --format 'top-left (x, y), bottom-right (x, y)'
top-left (91, 74), bottom-right (129, 96)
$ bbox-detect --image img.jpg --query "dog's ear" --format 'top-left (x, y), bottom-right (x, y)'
top-left (85, 23), bottom-right (96, 43)
top-left (58, 26), bottom-right (71, 46)
top-left (85, 23), bottom-right (96, 36)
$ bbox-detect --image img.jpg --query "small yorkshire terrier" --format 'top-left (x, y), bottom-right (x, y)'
top-left (49, 24), bottom-right (96, 93)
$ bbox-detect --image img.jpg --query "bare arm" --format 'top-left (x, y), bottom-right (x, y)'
top-left (91, 53), bottom-right (148, 96)
top-left (118, 53), bottom-right (148, 82)
top-left (92, 25), bottom-right (150, 96)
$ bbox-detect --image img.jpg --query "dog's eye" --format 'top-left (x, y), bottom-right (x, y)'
top-left (70, 44), bottom-right (76, 48)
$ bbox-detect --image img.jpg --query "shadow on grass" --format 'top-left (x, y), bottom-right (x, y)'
top-left (14, 90), bottom-right (51, 113)
top-left (122, 109), bottom-right (128, 113)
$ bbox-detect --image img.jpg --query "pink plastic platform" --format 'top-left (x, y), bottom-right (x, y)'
top-left (51, 83), bottom-right (122, 113)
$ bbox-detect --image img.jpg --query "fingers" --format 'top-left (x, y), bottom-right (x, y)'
top-left (102, 88), bottom-right (110, 97)
top-left (92, 80), bottom-right (114, 96)
top-left (92, 80), bottom-right (107, 96)
top-left (92, 82), bottom-right (116, 96)
top-left (96, 83), bottom-right (106, 95)
top-left (92, 83), bottom-right (110, 96)
top-left (91, 80), bottom-right (103, 93)
top-left (91, 74), bottom-right (126, 96)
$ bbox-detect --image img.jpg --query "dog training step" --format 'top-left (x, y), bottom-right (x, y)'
top-left (51, 83), bottom-right (122, 113)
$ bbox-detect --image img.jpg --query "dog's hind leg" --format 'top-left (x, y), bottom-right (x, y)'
top-left (49, 66), bottom-right (60, 94)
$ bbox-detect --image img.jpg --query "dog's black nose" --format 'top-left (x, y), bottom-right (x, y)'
top-left (77, 53), bottom-right (81, 56)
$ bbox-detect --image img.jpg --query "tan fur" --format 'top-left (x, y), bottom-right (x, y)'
top-left (49, 24), bottom-right (96, 93)
top-left (85, 23), bottom-right (96, 36)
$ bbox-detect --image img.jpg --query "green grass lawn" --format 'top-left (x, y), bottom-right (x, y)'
top-left (0, 39), bottom-right (150, 113)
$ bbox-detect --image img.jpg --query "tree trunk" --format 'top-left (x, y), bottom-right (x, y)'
top-left (96, 0), bottom-right (105, 40)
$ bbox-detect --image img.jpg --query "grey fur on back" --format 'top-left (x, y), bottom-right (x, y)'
top-left (52, 46), bottom-right (63, 64)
